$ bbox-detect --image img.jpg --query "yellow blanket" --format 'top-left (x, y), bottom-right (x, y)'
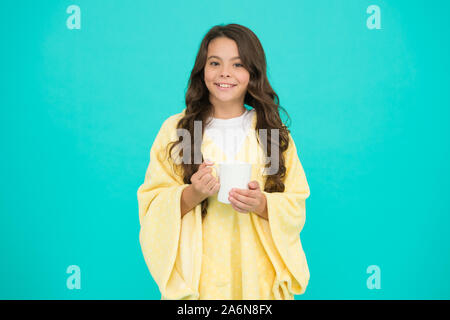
top-left (137, 108), bottom-right (311, 300)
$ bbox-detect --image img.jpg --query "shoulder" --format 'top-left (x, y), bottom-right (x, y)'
top-left (160, 109), bottom-right (185, 131)
top-left (151, 109), bottom-right (186, 157)
top-left (283, 131), bottom-right (299, 159)
top-left (155, 108), bottom-right (188, 138)
top-left (150, 109), bottom-right (188, 160)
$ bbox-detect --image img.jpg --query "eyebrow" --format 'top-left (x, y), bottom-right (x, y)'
top-left (207, 55), bottom-right (241, 61)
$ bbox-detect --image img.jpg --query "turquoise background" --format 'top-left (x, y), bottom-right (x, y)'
top-left (1, 0), bottom-right (449, 299)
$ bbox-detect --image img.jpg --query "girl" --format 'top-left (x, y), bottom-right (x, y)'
top-left (137, 24), bottom-right (311, 300)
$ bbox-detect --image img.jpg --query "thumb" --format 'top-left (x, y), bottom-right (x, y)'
top-left (200, 158), bottom-right (214, 169)
top-left (248, 180), bottom-right (260, 190)
top-left (204, 158), bottom-right (214, 165)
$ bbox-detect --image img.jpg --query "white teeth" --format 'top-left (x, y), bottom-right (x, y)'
top-left (217, 83), bottom-right (234, 88)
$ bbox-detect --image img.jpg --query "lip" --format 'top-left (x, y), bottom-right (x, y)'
top-left (214, 83), bottom-right (237, 91)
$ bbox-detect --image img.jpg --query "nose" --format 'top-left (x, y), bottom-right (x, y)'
top-left (219, 65), bottom-right (231, 78)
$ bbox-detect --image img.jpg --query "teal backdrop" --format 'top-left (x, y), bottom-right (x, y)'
top-left (1, 0), bottom-right (449, 299)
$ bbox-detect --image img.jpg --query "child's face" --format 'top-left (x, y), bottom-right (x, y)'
top-left (204, 37), bottom-right (250, 105)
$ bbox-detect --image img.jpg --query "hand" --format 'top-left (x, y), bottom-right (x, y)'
top-left (228, 181), bottom-right (267, 218)
top-left (190, 160), bottom-right (220, 201)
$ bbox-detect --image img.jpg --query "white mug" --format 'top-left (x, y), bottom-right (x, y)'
top-left (211, 161), bottom-right (252, 204)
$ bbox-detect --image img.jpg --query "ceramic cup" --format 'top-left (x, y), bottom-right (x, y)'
top-left (211, 161), bottom-right (252, 204)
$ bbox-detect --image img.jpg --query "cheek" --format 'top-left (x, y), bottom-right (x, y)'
top-left (204, 67), bottom-right (215, 83)
top-left (237, 71), bottom-right (250, 87)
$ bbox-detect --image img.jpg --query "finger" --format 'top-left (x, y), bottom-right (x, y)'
top-left (198, 162), bottom-right (207, 171)
top-left (229, 197), bottom-right (249, 213)
top-left (231, 188), bottom-right (256, 199)
top-left (248, 180), bottom-right (260, 190)
top-left (230, 201), bottom-right (244, 213)
top-left (228, 196), bottom-right (244, 211)
top-left (198, 159), bottom-right (214, 171)
top-left (206, 178), bottom-right (216, 191)
top-left (197, 166), bottom-right (213, 180)
top-left (211, 182), bottom-right (220, 194)
top-left (230, 191), bottom-right (258, 207)
top-left (200, 171), bottom-right (214, 185)
top-left (229, 193), bottom-right (253, 212)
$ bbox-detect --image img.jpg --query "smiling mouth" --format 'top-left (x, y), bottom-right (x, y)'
top-left (215, 83), bottom-right (237, 89)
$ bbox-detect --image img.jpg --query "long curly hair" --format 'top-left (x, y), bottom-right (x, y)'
top-left (166, 23), bottom-right (292, 219)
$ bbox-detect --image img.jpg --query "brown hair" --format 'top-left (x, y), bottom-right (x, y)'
top-left (166, 23), bottom-right (292, 219)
